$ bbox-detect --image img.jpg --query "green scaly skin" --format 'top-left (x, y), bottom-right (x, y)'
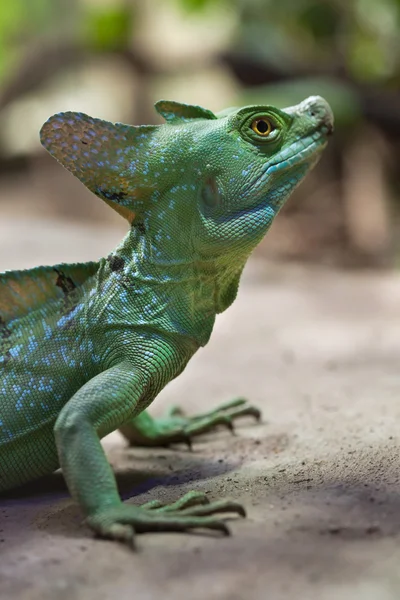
top-left (0, 96), bottom-right (333, 546)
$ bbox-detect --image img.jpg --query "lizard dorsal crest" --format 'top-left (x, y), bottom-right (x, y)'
top-left (0, 262), bottom-right (98, 323)
top-left (40, 113), bottom-right (159, 223)
top-left (154, 100), bottom-right (217, 123)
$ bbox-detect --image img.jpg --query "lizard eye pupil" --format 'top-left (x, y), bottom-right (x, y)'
top-left (251, 118), bottom-right (273, 137)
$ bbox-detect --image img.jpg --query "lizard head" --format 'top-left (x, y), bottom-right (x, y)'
top-left (154, 96), bottom-right (333, 263)
top-left (40, 96), bottom-right (333, 267)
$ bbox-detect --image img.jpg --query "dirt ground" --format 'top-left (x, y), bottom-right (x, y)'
top-left (1, 218), bottom-right (400, 600)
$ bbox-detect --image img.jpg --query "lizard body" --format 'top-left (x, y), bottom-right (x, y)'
top-left (0, 96), bottom-right (333, 545)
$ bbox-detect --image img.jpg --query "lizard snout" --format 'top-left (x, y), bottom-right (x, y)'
top-left (303, 95), bottom-right (334, 136)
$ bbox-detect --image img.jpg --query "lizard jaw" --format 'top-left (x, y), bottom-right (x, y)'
top-left (248, 133), bottom-right (327, 195)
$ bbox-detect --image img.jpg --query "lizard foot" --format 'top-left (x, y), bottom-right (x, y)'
top-left (169, 397), bottom-right (261, 426)
top-left (120, 398), bottom-right (261, 448)
top-left (86, 491), bottom-right (245, 546)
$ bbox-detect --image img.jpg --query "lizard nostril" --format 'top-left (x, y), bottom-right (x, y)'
top-left (306, 99), bottom-right (334, 134)
top-left (326, 122), bottom-right (334, 135)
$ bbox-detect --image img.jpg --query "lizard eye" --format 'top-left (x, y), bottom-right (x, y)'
top-left (251, 117), bottom-right (274, 137)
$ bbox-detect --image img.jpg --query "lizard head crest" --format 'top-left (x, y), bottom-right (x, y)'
top-left (40, 112), bottom-right (162, 224)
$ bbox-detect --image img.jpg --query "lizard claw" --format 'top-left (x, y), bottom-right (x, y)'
top-left (86, 491), bottom-right (240, 546)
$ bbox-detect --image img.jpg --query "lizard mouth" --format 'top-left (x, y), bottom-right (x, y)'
top-left (241, 132), bottom-right (327, 198)
top-left (265, 133), bottom-right (327, 175)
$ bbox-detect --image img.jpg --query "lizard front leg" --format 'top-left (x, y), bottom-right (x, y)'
top-left (55, 361), bottom-right (244, 546)
top-left (119, 399), bottom-right (261, 448)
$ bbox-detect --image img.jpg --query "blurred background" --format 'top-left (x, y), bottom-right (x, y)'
top-left (0, 0), bottom-right (399, 269)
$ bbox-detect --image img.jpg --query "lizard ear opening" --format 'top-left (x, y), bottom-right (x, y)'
top-left (40, 112), bottom-right (159, 224)
top-left (155, 100), bottom-right (217, 123)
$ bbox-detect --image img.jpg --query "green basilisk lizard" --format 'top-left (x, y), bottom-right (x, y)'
top-left (0, 96), bottom-right (333, 545)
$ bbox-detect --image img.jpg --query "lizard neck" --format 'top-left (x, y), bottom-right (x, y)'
top-left (103, 226), bottom-right (246, 347)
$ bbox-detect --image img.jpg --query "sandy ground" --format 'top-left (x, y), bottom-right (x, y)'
top-left (1, 218), bottom-right (400, 600)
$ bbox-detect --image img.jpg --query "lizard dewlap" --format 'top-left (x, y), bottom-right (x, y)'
top-left (0, 96), bottom-right (333, 546)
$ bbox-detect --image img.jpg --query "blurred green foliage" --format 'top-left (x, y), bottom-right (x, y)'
top-left (177, 0), bottom-right (400, 83)
top-left (0, 1), bottom-right (135, 84)
top-left (0, 0), bottom-right (398, 89)
top-left (0, 0), bottom-right (55, 81)
top-left (83, 5), bottom-right (133, 52)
